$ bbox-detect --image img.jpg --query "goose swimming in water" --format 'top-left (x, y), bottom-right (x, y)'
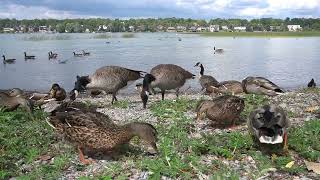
top-left (213, 47), bottom-right (223, 54)
top-left (24, 52), bottom-right (35, 59)
top-left (73, 52), bottom-right (83, 57)
top-left (2, 55), bottom-right (16, 64)
top-left (82, 50), bottom-right (90, 56)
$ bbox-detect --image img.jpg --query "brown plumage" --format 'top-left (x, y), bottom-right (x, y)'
top-left (48, 104), bottom-right (158, 164)
top-left (150, 64), bottom-right (195, 100)
top-left (206, 80), bottom-right (243, 95)
top-left (49, 83), bottom-right (66, 101)
top-left (242, 76), bottom-right (284, 96)
top-left (71, 66), bottom-right (144, 104)
top-left (0, 92), bottom-right (32, 112)
top-left (196, 95), bottom-right (245, 128)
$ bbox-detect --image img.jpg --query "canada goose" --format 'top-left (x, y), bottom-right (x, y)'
top-left (213, 47), bottom-right (223, 54)
top-left (2, 55), bottom-right (16, 64)
top-left (0, 92), bottom-right (32, 112)
top-left (48, 51), bottom-right (58, 59)
top-left (150, 64), bottom-right (195, 101)
top-left (206, 80), bottom-right (243, 95)
top-left (71, 66), bottom-right (144, 104)
top-left (48, 105), bottom-right (158, 164)
top-left (196, 95), bottom-right (245, 128)
top-left (49, 83), bottom-right (66, 101)
top-left (307, 78), bottom-right (316, 88)
top-left (82, 50), bottom-right (90, 56)
top-left (140, 74), bottom-right (156, 109)
top-left (194, 62), bottom-right (219, 91)
top-left (24, 52), bottom-right (35, 59)
top-left (242, 76), bottom-right (284, 96)
top-left (248, 105), bottom-right (289, 151)
top-left (73, 52), bottom-right (83, 57)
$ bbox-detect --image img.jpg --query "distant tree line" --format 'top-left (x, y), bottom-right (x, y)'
top-left (1, 17), bottom-right (320, 33)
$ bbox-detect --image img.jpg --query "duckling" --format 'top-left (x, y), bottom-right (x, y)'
top-left (307, 78), bottom-right (316, 88)
top-left (213, 47), bottom-right (223, 54)
top-left (0, 92), bottom-right (32, 112)
top-left (73, 52), bottom-right (83, 57)
top-left (82, 50), bottom-right (90, 56)
top-left (24, 52), bottom-right (35, 59)
top-left (49, 83), bottom-right (66, 101)
top-left (248, 105), bottom-right (289, 152)
top-left (140, 74), bottom-right (156, 109)
top-left (196, 95), bottom-right (245, 128)
top-left (242, 76), bottom-right (284, 96)
top-left (194, 62), bottom-right (219, 91)
top-left (2, 55), bottom-right (16, 64)
top-left (206, 80), bottom-right (243, 95)
top-left (48, 107), bottom-right (158, 164)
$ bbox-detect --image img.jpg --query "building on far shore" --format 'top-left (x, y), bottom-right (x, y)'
top-left (270, 26), bottom-right (282, 31)
top-left (234, 26), bottom-right (246, 32)
top-left (209, 25), bottom-right (219, 32)
top-left (3, 28), bottom-right (15, 33)
top-left (176, 25), bottom-right (187, 32)
top-left (39, 26), bottom-right (48, 33)
top-left (221, 26), bottom-right (229, 31)
top-left (287, 25), bottom-right (302, 32)
top-left (167, 27), bottom-right (176, 32)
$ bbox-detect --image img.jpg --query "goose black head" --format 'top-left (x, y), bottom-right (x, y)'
top-left (70, 75), bottom-right (90, 100)
top-left (194, 62), bottom-right (201, 67)
top-left (141, 74), bottom-right (156, 109)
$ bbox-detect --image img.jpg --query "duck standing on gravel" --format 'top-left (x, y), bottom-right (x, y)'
top-left (49, 83), bottom-right (67, 101)
top-left (194, 62), bottom-right (219, 91)
top-left (248, 105), bottom-right (290, 152)
top-left (70, 66), bottom-right (145, 104)
top-left (48, 103), bottom-right (158, 164)
top-left (196, 95), bottom-right (245, 128)
top-left (242, 76), bottom-right (284, 96)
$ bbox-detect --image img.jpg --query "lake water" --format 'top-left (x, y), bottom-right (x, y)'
top-left (0, 33), bottom-right (319, 93)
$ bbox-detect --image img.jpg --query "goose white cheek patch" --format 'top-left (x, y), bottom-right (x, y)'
top-left (259, 135), bottom-right (283, 144)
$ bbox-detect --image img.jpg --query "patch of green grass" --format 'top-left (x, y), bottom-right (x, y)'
top-left (112, 100), bottom-right (129, 109)
top-left (299, 87), bottom-right (320, 94)
top-left (241, 94), bottom-right (269, 118)
top-left (289, 120), bottom-right (320, 161)
top-left (192, 31), bottom-right (320, 37)
top-left (122, 33), bottom-right (135, 38)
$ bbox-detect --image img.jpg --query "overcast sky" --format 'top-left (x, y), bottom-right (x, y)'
top-left (0, 0), bottom-right (319, 19)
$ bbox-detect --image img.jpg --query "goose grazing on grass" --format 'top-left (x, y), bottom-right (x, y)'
top-left (73, 52), bottom-right (83, 57)
top-left (194, 62), bottom-right (219, 91)
top-left (248, 105), bottom-right (289, 152)
top-left (196, 95), bottom-right (245, 128)
top-left (242, 76), bottom-right (284, 96)
top-left (48, 51), bottom-right (58, 59)
top-left (140, 74), bottom-right (156, 109)
top-left (82, 50), bottom-right (90, 56)
top-left (2, 55), bottom-right (16, 64)
top-left (213, 47), bottom-right (223, 54)
top-left (48, 103), bottom-right (158, 164)
top-left (149, 64), bottom-right (195, 101)
top-left (307, 78), bottom-right (316, 88)
top-left (70, 66), bottom-right (145, 104)
top-left (0, 92), bottom-right (32, 112)
top-left (24, 52), bottom-right (35, 59)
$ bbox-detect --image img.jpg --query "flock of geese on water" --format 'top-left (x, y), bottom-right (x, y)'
top-left (0, 59), bottom-right (317, 164)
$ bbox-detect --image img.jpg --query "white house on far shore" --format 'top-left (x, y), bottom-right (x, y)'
top-left (287, 25), bottom-right (302, 32)
top-left (234, 26), bottom-right (246, 32)
top-left (209, 25), bottom-right (219, 32)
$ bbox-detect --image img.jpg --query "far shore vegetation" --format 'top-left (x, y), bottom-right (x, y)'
top-left (192, 31), bottom-right (320, 37)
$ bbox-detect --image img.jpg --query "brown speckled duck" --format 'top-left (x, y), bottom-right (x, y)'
top-left (49, 83), bottom-right (66, 101)
top-left (242, 76), bottom-right (284, 96)
top-left (0, 92), bottom-right (32, 112)
top-left (248, 105), bottom-right (289, 152)
top-left (206, 80), bottom-right (243, 95)
top-left (196, 95), bottom-right (245, 128)
top-left (48, 104), bottom-right (158, 164)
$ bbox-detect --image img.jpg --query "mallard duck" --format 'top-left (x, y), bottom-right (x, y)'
top-left (2, 55), bottom-right (16, 64)
top-left (196, 95), bottom-right (245, 128)
top-left (48, 106), bottom-right (158, 164)
top-left (0, 92), bottom-right (32, 112)
top-left (194, 62), bottom-right (219, 91)
top-left (242, 76), bottom-right (284, 96)
top-left (82, 50), bottom-right (90, 56)
top-left (140, 74), bottom-right (156, 109)
top-left (49, 83), bottom-right (66, 101)
top-left (206, 80), bottom-right (243, 95)
top-left (150, 64), bottom-right (195, 100)
top-left (248, 105), bottom-right (289, 151)
top-left (307, 78), bottom-right (316, 88)
top-left (24, 52), bottom-right (35, 59)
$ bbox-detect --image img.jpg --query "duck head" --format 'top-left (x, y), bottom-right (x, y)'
top-left (70, 75), bottom-right (90, 100)
top-left (140, 74), bottom-right (156, 109)
top-left (249, 105), bottom-right (288, 144)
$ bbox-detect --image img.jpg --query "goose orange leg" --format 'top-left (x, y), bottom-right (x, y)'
top-left (78, 146), bottom-right (95, 165)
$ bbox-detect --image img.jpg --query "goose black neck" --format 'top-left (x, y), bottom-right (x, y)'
top-left (2, 55), bottom-right (5, 60)
top-left (200, 64), bottom-right (204, 75)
